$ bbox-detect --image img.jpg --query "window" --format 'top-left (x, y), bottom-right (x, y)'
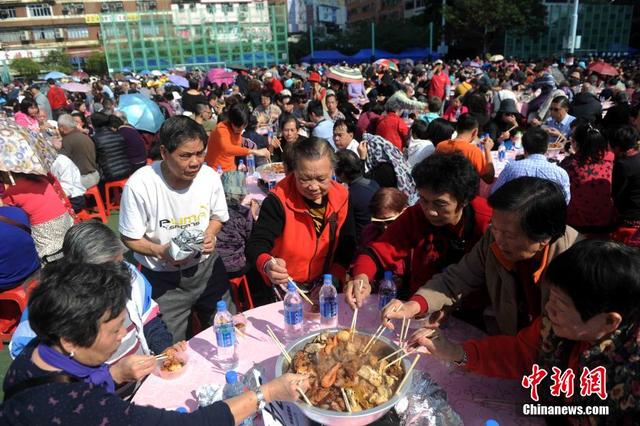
top-left (0, 7), bottom-right (17, 19)
top-left (136, 1), bottom-right (158, 12)
top-left (206, 4), bottom-right (217, 13)
top-left (28, 4), bottom-right (52, 17)
top-left (141, 24), bottom-right (159, 36)
top-left (62, 3), bottom-right (85, 15)
top-left (239, 4), bottom-right (248, 12)
top-left (67, 26), bottom-right (89, 39)
top-left (0, 31), bottom-right (21, 42)
top-left (256, 2), bottom-right (265, 10)
top-left (101, 2), bottom-right (124, 13)
top-left (33, 27), bottom-right (56, 40)
top-left (222, 3), bottom-right (234, 13)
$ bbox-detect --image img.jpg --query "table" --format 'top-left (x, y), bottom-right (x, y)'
top-left (132, 296), bottom-right (543, 425)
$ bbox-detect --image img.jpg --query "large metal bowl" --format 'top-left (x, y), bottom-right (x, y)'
top-left (274, 328), bottom-right (412, 426)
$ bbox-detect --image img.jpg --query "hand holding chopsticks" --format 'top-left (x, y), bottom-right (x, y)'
top-left (287, 277), bottom-right (314, 305)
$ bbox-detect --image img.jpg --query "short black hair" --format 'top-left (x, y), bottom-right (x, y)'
top-left (546, 239), bottom-right (640, 322)
top-left (194, 102), bottom-right (210, 115)
top-left (159, 115), bottom-right (208, 153)
top-left (522, 127), bottom-right (548, 155)
top-left (307, 100), bottom-right (324, 118)
top-left (333, 118), bottom-right (355, 134)
top-left (410, 119), bottom-right (429, 140)
top-left (412, 153), bottom-right (479, 205)
top-left (325, 93), bottom-right (337, 103)
top-left (425, 118), bottom-right (455, 145)
top-left (91, 111), bottom-right (111, 129)
top-left (427, 96), bottom-right (442, 113)
top-left (71, 112), bottom-right (89, 129)
top-left (290, 136), bottom-right (336, 171)
top-left (455, 113), bottom-right (479, 133)
top-left (261, 88), bottom-right (275, 99)
top-left (610, 125), bottom-right (639, 152)
top-left (28, 261), bottom-right (131, 348)
top-left (335, 149), bottom-right (363, 182)
top-left (551, 96), bottom-right (570, 110)
top-left (19, 98), bottom-right (38, 114)
top-left (227, 102), bottom-right (250, 128)
top-left (188, 79), bottom-right (199, 90)
top-left (488, 177), bottom-right (566, 243)
top-left (47, 78), bottom-right (56, 85)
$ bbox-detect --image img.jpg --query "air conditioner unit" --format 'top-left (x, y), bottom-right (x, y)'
top-left (20, 31), bottom-right (31, 41)
top-left (55, 28), bottom-right (65, 39)
top-left (62, 7), bottom-right (69, 15)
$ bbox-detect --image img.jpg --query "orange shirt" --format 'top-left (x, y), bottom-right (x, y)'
top-left (436, 138), bottom-right (487, 176)
top-left (205, 121), bottom-right (251, 172)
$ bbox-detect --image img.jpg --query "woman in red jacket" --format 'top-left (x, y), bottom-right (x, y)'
top-left (410, 239), bottom-right (640, 425)
top-left (345, 153), bottom-right (492, 309)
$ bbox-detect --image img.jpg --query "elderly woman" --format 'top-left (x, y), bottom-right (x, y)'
top-left (246, 137), bottom-right (356, 297)
top-left (346, 153), bottom-right (492, 307)
top-left (409, 239), bottom-right (640, 424)
top-left (1, 261), bottom-right (309, 424)
top-left (383, 177), bottom-right (581, 336)
top-left (10, 221), bottom-right (179, 395)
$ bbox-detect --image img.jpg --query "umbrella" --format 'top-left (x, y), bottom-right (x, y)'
top-left (290, 69), bottom-right (309, 79)
top-left (0, 118), bottom-right (58, 176)
top-left (117, 94), bottom-right (165, 133)
top-left (61, 82), bottom-right (91, 93)
top-left (207, 68), bottom-right (236, 85)
top-left (44, 71), bottom-right (67, 80)
top-left (169, 74), bottom-right (189, 88)
top-left (139, 70), bottom-right (151, 76)
top-left (490, 54), bottom-right (504, 62)
top-left (463, 60), bottom-right (482, 68)
top-left (151, 70), bottom-right (163, 77)
top-left (324, 66), bottom-right (364, 83)
top-left (588, 62), bottom-right (618, 76)
top-left (72, 70), bottom-right (89, 79)
top-left (374, 59), bottom-right (399, 72)
top-left (121, 67), bottom-right (132, 74)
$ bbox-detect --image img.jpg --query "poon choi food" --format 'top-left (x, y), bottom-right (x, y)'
top-left (160, 352), bottom-right (186, 373)
top-left (288, 330), bottom-right (405, 412)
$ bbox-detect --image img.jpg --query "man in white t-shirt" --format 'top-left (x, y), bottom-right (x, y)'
top-left (119, 116), bottom-right (232, 341)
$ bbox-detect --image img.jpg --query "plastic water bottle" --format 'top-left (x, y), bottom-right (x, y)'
top-left (378, 271), bottom-right (397, 310)
top-left (214, 300), bottom-right (238, 369)
top-left (223, 371), bottom-right (253, 425)
top-left (319, 274), bottom-right (338, 328)
top-left (237, 159), bottom-right (247, 173)
top-left (479, 133), bottom-right (489, 152)
top-left (246, 154), bottom-right (256, 175)
top-left (514, 131), bottom-right (523, 150)
top-left (268, 171), bottom-right (277, 191)
top-left (498, 142), bottom-right (506, 162)
top-left (284, 282), bottom-right (303, 340)
top-left (216, 165), bottom-right (223, 175)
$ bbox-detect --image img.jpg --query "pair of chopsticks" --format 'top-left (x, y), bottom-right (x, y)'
top-left (383, 351), bottom-right (413, 372)
top-left (362, 325), bottom-right (386, 354)
top-left (394, 354), bottom-right (421, 396)
top-left (287, 277), bottom-right (314, 306)
top-left (349, 280), bottom-right (364, 340)
top-left (398, 317), bottom-right (411, 348)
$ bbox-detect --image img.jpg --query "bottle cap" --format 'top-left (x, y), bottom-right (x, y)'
top-left (175, 407), bottom-right (188, 413)
top-left (216, 300), bottom-right (227, 311)
top-left (225, 371), bottom-right (238, 384)
top-left (288, 282), bottom-right (296, 292)
top-left (485, 420), bottom-right (499, 426)
top-left (384, 271), bottom-right (393, 280)
top-left (323, 274), bottom-right (332, 283)
top-left (239, 159), bottom-right (244, 164)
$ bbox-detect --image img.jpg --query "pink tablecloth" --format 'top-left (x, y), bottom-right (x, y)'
top-left (132, 295), bottom-right (542, 425)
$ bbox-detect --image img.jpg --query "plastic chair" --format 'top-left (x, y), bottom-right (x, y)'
top-left (105, 178), bottom-right (128, 216)
top-left (81, 186), bottom-right (108, 223)
top-left (0, 279), bottom-right (38, 343)
top-left (229, 275), bottom-right (255, 312)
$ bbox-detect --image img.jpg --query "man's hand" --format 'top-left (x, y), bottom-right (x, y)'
top-left (344, 275), bottom-right (372, 310)
top-left (109, 354), bottom-right (156, 384)
top-left (357, 141), bottom-right (368, 160)
top-left (202, 232), bottom-right (216, 255)
top-left (265, 257), bottom-right (289, 288)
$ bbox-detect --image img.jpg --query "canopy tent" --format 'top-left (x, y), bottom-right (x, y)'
top-left (344, 49), bottom-right (397, 64)
top-left (393, 48), bottom-right (440, 61)
top-left (301, 50), bottom-right (350, 64)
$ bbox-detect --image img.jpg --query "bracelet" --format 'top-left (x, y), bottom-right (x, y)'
top-left (255, 387), bottom-right (267, 411)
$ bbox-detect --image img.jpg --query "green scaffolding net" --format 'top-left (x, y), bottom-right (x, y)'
top-left (99, 4), bottom-right (288, 73)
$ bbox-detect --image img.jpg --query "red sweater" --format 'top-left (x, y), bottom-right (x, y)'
top-left (47, 85), bottom-right (67, 110)
top-left (375, 112), bottom-right (409, 151)
top-left (351, 197), bottom-right (492, 296)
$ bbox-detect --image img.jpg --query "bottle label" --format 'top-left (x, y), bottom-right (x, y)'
top-left (378, 291), bottom-right (397, 310)
top-left (215, 323), bottom-right (235, 347)
top-left (320, 298), bottom-right (338, 319)
top-left (285, 306), bottom-right (303, 325)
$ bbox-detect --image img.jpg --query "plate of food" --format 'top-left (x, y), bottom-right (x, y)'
top-left (256, 162), bottom-right (286, 184)
top-left (156, 349), bottom-right (189, 380)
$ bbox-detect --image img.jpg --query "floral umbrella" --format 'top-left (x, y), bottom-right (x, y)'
top-left (0, 118), bottom-right (58, 176)
top-left (374, 59), bottom-right (399, 72)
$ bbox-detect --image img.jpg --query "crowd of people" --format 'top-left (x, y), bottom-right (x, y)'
top-left (1, 54), bottom-right (640, 424)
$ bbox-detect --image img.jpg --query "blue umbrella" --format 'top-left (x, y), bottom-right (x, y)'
top-left (169, 74), bottom-right (189, 88)
top-left (139, 70), bottom-right (151, 76)
top-left (44, 71), bottom-right (67, 80)
top-left (122, 67), bottom-right (132, 74)
top-left (117, 94), bottom-right (165, 133)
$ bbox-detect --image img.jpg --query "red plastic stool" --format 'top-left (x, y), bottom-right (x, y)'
top-left (105, 178), bottom-right (128, 216)
top-left (0, 279), bottom-right (38, 343)
top-left (82, 186), bottom-right (108, 223)
top-left (229, 275), bottom-right (255, 312)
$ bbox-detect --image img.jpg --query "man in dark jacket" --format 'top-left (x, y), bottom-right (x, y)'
top-left (569, 83), bottom-right (602, 123)
top-left (91, 112), bottom-right (133, 183)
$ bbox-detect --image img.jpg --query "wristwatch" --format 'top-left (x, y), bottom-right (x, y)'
top-left (255, 387), bottom-right (267, 411)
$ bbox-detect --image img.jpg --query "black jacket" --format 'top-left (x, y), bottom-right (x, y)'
top-left (569, 92), bottom-right (602, 123)
top-left (93, 128), bottom-right (132, 182)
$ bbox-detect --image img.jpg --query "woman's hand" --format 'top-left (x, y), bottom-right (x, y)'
top-left (109, 354), bottom-right (156, 384)
top-left (498, 131), bottom-right (510, 142)
top-left (252, 148), bottom-right (271, 158)
top-left (261, 373), bottom-right (310, 403)
top-left (408, 328), bottom-right (465, 364)
top-left (270, 137), bottom-right (282, 150)
top-left (265, 257), bottom-right (289, 288)
top-left (357, 141), bottom-right (368, 160)
top-left (344, 275), bottom-right (371, 310)
top-left (164, 340), bottom-right (188, 357)
top-left (380, 300), bottom-right (421, 330)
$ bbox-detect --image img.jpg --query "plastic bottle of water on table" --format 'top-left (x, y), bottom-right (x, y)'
top-left (284, 282), bottom-right (303, 340)
top-left (237, 159), bottom-right (247, 173)
top-left (378, 271), bottom-right (397, 310)
top-left (246, 154), bottom-right (256, 175)
top-left (268, 171), bottom-right (277, 191)
top-left (498, 142), bottom-right (506, 162)
top-left (214, 300), bottom-right (238, 369)
top-left (319, 274), bottom-right (338, 328)
top-left (223, 371), bottom-right (253, 425)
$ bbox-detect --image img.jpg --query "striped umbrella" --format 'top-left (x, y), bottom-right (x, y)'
top-left (324, 66), bottom-right (363, 83)
top-left (374, 59), bottom-right (399, 72)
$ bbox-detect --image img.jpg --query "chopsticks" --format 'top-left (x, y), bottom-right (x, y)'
top-left (298, 386), bottom-right (313, 406)
top-left (349, 280), bottom-right (363, 340)
top-left (340, 388), bottom-right (352, 413)
top-left (362, 325), bottom-right (386, 354)
top-left (265, 324), bottom-right (292, 364)
top-left (377, 348), bottom-right (404, 365)
top-left (383, 351), bottom-right (412, 371)
top-left (399, 318), bottom-right (411, 348)
top-left (395, 354), bottom-right (421, 395)
top-left (154, 353), bottom-right (169, 361)
top-left (288, 277), bottom-right (314, 306)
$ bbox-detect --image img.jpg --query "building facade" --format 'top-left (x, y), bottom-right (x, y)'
top-left (504, 1), bottom-right (634, 58)
top-left (346, 0), bottom-right (405, 25)
top-left (283, 0), bottom-right (346, 34)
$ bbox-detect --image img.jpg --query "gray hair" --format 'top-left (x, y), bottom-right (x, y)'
top-left (290, 136), bottom-right (337, 171)
top-left (57, 114), bottom-right (76, 130)
top-left (62, 222), bottom-right (127, 264)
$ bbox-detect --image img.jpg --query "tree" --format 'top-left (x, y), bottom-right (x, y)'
top-left (10, 58), bottom-right (41, 79)
top-left (42, 49), bottom-right (73, 74)
top-left (444, 0), bottom-right (547, 55)
top-left (85, 51), bottom-right (108, 76)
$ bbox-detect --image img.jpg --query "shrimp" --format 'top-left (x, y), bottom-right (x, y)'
top-left (321, 362), bottom-right (342, 388)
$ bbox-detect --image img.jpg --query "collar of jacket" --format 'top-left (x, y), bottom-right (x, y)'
top-left (490, 241), bottom-right (550, 284)
top-left (273, 173), bottom-right (348, 215)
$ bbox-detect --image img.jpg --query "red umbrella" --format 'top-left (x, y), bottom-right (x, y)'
top-left (588, 62), bottom-right (618, 76)
top-left (72, 70), bottom-right (89, 79)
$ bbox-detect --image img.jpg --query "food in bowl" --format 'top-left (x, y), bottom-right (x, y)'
top-left (288, 330), bottom-right (405, 412)
top-left (157, 350), bottom-right (189, 379)
top-left (161, 354), bottom-right (185, 373)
